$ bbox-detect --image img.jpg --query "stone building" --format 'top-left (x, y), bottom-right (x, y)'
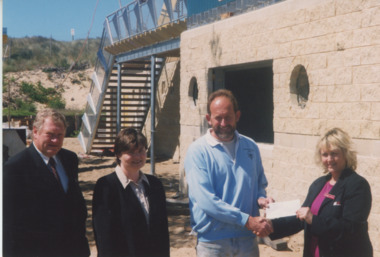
top-left (80, 0), bottom-right (379, 254)
top-left (178, 0), bottom-right (380, 254)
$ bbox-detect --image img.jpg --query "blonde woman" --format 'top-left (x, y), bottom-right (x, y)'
top-left (270, 128), bottom-right (372, 257)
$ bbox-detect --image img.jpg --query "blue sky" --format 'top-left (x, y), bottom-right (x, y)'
top-left (3, 0), bottom-right (133, 41)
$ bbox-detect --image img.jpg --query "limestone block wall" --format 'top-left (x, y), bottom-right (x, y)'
top-left (143, 59), bottom-right (181, 160)
top-left (179, 0), bottom-right (380, 254)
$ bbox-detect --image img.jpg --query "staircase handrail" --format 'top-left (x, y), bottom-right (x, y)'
top-left (78, 27), bottom-right (115, 153)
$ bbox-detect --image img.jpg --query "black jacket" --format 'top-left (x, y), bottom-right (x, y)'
top-left (3, 144), bottom-right (90, 257)
top-left (92, 172), bottom-right (170, 257)
top-left (270, 168), bottom-right (372, 257)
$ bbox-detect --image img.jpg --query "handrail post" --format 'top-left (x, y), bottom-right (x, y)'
top-left (116, 63), bottom-right (122, 134)
top-left (105, 18), bottom-right (114, 45)
top-left (150, 55), bottom-right (156, 175)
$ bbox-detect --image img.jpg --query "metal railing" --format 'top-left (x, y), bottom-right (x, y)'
top-left (78, 28), bottom-right (115, 153)
top-left (105, 0), bottom-right (188, 45)
top-left (187, 0), bottom-right (284, 28)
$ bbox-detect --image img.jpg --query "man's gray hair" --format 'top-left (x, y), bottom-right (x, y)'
top-left (33, 109), bottom-right (68, 132)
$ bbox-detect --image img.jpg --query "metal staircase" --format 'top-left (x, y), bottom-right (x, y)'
top-left (78, 0), bottom-right (187, 155)
top-left (91, 58), bottom-right (164, 154)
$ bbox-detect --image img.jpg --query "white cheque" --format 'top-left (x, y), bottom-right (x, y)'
top-left (266, 199), bottom-right (301, 219)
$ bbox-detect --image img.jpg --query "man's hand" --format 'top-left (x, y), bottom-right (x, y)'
top-left (257, 197), bottom-right (275, 209)
top-left (245, 216), bottom-right (273, 237)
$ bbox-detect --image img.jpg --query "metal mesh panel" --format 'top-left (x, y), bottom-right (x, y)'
top-left (105, 0), bottom-right (187, 45)
top-left (188, 0), bottom-right (284, 28)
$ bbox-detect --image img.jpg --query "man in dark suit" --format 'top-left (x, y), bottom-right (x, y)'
top-left (3, 109), bottom-right (90, 257)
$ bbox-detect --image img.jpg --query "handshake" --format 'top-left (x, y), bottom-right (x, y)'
top-left (245, 196), bottom-right (313, 237)
top-left (245, 216), bottom-right (273, 237)
top-left (244, 196), bottom-right (274, 237)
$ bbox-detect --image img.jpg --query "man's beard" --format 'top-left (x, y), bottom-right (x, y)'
top-left (213, 125), bottom-right (235, 141)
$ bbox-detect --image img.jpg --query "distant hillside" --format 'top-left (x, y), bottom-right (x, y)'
top-left (3, 36), bottom-right (101, 72)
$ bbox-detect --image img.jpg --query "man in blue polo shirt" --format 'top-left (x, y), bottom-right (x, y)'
top-left (185, 89), bottom-right (273, 257)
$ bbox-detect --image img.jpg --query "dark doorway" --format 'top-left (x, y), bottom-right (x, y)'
top-left (225, 66), bottom-right (274, 143)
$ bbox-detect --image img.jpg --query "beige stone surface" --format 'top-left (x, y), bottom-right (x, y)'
top-left (179, 0), bottom-right (380, 255)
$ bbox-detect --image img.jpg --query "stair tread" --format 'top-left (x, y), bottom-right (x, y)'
top-left (88, 57), bottom-right (166, 153)
top-left (107, 85), bottom-right (151, 89)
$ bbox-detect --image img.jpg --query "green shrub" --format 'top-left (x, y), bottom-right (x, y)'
top-left (3, 80), bottom-right (8, 93)
top-left (21, 81), bottom-right (49, 103)
top-left (3, 108), bottom-right (36, 116)
top-left (15, 99), bottom-right (36, 113)
top-left (54, 58), bottom-right (70, 69)
top-left (48, 97), bottom-right (66, 109)
top-left (3, 97), bottom-right (36, 116)
top-left (70, 130), bottom-right (80, 137)
top-left (71, 79), bottom-right (81, 85)
top-left (3, 37), bottom-right (100, 72)
top-left (18, 81), bottom-right (66, 110)
top-left (3, 76), bottom-right (16, 93)
top-left (78, 72), bottom-right (85, 80)
top-left (42, 86), bottom-right (57, 95)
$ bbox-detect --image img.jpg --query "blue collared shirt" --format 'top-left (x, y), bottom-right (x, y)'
top-left (184, 129), bottom-right (268, 242)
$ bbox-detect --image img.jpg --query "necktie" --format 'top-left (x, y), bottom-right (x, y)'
top-left (48, 157), bottom-right (60, 182)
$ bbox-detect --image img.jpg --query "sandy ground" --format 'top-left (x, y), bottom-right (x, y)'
top-left (63, 138), bottom-right (303, 257)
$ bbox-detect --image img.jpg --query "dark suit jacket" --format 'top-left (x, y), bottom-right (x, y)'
top-left (92, 172), bottom-right (170, 257)
top-left (270, 168), bottom-right (372, 257)
top-left (3, 144), bottom-right (90, 257)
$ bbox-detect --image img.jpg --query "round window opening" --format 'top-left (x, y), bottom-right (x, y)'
top-left (188, 77), bottom-right (198, 107)
top-left (290, 65), bottom-right (309, 109)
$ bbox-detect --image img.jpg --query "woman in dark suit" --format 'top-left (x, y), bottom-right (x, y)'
top-left (270, 128), bottom-right (372, 257)
top-left (92, 128), bottom-right (170, 257)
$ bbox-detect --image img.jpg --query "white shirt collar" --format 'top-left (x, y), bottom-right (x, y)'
top-left (205, 128), bottom-right (240, 146)
top-left (33, 143), bottom-right (57, 165)
top-left (115, 165), bottom-right (149, 189)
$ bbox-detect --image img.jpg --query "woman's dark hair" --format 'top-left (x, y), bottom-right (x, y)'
top-left (114, 128), bottom-right (147, 165)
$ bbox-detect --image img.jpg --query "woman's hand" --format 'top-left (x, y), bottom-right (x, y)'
top-left (258, 197), bottom-right (275, 209)
top-left (296, 207), bottom-right (313, 224)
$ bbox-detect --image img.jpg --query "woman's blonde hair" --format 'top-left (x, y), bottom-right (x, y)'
top-left (315, 128), bottom-right (357, 172)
